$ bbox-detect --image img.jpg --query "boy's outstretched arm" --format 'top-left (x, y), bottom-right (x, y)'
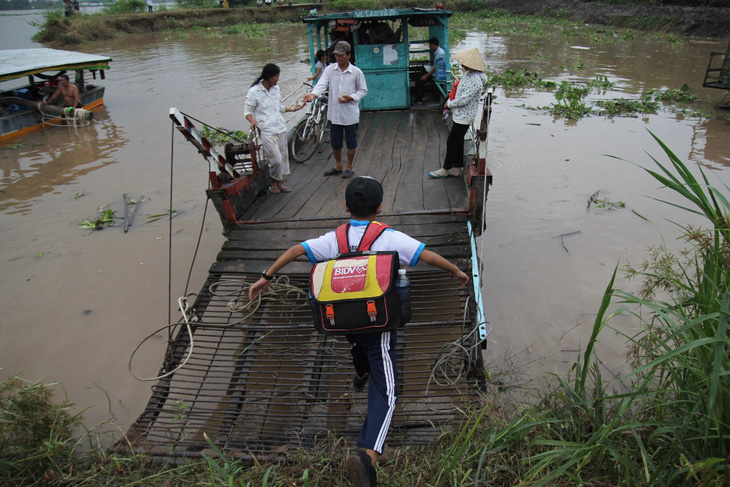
top-left (419, 249), bottom-right (469, 287)
top-left (248, 244), bottom-right (307, 300)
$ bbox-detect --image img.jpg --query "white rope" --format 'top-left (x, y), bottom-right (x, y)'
top-left (38, 103), bottom-right (92, 128)
top-left (208, 276), bottom-right (308, 324)
top-left (127, 296), bottom-right (196, 382)
top-left (426, 296), bottom-right (485, 394)
top-left (128, 277), bottom-right (308, 382)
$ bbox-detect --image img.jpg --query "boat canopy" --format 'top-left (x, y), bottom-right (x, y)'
top-left (304, 7), bottom-right (452, 111)
top-left (0, 48), bottom-right (111, 83)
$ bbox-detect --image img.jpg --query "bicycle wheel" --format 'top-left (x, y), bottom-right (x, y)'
top-left (289, 118), bottom-right (320, 163)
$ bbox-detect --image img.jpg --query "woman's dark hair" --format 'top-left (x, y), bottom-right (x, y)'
top-left (251, 63), bottom-right (280, 87)
top-left (315, 49), bottom-right (325, 61)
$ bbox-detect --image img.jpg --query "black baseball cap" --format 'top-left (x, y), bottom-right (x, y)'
top-left (346, 176), bottom-right (383, 217)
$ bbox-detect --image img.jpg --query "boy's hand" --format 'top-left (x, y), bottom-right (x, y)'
top-left (453, 269), bottom-right (469, 287)
top-left (248, 278), bottom-right (270, 301)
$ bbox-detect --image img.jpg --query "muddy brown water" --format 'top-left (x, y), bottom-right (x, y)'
top-left (1, 13), bottom-right (729, 441)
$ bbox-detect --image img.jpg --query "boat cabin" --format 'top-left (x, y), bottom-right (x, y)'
top-left (0, 48), bottom-right (111, 141)
top-left (303, 7), bottom-right (453, 110)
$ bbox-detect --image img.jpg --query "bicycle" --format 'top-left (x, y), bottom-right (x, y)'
top-left (289, 86), bottom-right (328, 163)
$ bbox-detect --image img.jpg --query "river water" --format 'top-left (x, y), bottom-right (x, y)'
top-left (1, 11), bottom-right (728, 438)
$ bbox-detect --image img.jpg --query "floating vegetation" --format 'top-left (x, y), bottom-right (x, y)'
top-left (487, 68), bottom-right (556, 89)
top-left (535, 78), bottom-right (700, 120)
top-left (594, 97), bottom-right (659, 116)
top-left (586, 75), bottom-right (615, 90)
top-left (74, 191), bottom-right (87, 199)
top-left (221, 23), bottom-right (271, 38)
top-left (449, 28), bottom-right (467, 45)
top-left (587, 190), bottom-right (625, 211)
top-left (547, 81), bottom-right (592, 120)
top-left (648, 84), bottom-right (697, 103)
top-left (0, 142), bottom-right (24, 150)
top-left (560, 61), bottom-right (586, 71)
top-left (79, 205), bottom-right (116, 231)
top-left (687, 108), bottom-right (712, 120)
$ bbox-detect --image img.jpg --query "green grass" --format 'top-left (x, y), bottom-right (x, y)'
top-left (101, 0), bottom-right (146, 14)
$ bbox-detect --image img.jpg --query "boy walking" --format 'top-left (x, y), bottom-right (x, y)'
top-left (248, 177), bottom-right (468, 486)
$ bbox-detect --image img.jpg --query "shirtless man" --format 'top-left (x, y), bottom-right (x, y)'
top-left (41, 75), bottom-right (80, 108)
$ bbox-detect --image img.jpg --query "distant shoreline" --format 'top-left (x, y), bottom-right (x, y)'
top-left (31, 0), bottom-right (730, 46)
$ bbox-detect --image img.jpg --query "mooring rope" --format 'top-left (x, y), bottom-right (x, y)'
top-left (38, 103), bottom-right (92, 128)
top-left (128, 277), bottom-right (307, 382)
top-left (209, 276), bottom-right (309, 324)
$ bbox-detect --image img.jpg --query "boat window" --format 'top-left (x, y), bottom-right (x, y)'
top-left (357, 19), bottom-right (403, 45)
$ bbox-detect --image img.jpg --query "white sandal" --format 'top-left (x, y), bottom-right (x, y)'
top-left (428, 168), bottom-right (449, 179)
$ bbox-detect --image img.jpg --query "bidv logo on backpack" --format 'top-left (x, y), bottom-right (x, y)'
top-left (309, 222), bottom-right (403, 335)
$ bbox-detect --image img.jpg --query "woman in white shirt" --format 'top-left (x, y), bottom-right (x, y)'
top-left (244, 64), bottom-right (304, 193)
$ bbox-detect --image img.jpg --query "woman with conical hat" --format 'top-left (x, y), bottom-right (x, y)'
top-left (428, 48), bottom-right (488, 179)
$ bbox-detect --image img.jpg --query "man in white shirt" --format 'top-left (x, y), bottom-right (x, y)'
top-left (303, 41), bottom-right (368, 179)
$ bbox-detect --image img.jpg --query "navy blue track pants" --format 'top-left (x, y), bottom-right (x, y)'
top-left (348, 330), bottom-right (398, 454)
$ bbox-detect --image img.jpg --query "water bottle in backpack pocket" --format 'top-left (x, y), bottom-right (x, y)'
top-left (395, 268), bottom-right (411, 326)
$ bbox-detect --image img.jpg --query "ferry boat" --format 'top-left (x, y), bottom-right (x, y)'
top-left (121, 8), bottom-right (493, 459)
top-left (0, 48), bottom-right (111, 142)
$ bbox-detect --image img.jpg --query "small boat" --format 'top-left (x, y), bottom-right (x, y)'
top-left (0, 48), bottom-right (112, 142)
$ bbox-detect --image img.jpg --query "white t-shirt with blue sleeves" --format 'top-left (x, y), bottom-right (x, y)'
top-left (301, 219), bottom-right (425, 267)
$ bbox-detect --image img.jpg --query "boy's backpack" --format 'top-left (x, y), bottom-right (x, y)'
top-left (310, 221), bottom-right (402, 335)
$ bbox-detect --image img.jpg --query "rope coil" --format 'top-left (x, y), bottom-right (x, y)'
top-left (128, 276), bottom-right (308, 382)
top-left (38, 103), bottom-right (92, 128)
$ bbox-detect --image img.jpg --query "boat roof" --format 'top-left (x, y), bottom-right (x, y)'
top-left (304, 7), bottom-right (452, 23)
top-left (0, 48), bottom-right (111, 83)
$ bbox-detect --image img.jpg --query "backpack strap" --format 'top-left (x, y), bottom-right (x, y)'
top-left (335, 223), bottom-right (350, 254)
top-left (357, 221), bottom-right (390, 251)
top-left (334, 221), bottom-right (391, 254)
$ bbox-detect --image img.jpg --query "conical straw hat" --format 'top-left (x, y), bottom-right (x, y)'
top-left (453, 48), bottom-right (487, 72)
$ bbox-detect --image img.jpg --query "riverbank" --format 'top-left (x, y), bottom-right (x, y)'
top-left (34, 6), bottom-right (306, 44)
top-left (33, 0), bottom-right (730, 46)
top-left (487, 0), bottom-right (730, 38)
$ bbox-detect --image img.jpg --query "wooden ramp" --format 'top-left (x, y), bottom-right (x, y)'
top-left (121, 109), bottom-right (487, 458)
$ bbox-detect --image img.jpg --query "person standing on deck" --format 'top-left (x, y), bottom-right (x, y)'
top-left (248, 176), bottom-right (469, 487)
top-left (427, 48), bottom-right (487, 179)
top-left (303, 41), bottom-right (367, 180)
top-left (244, 64), bottom-right (305, 194)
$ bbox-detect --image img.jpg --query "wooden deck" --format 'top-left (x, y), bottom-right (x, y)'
top-left (121, 109), bottom-right (486, 458)
top-left (241, 108), bottom-right (469, 222)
